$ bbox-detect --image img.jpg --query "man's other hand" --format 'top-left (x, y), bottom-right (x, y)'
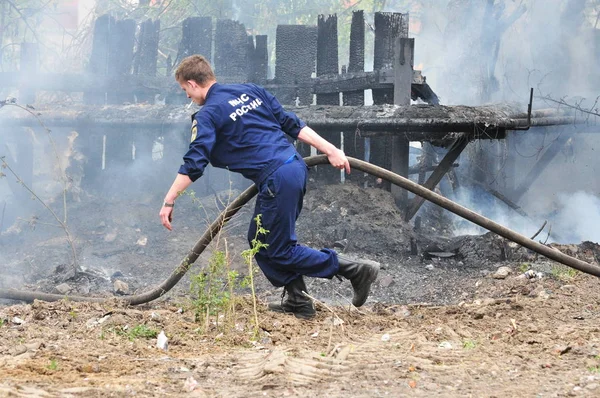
top-left (160, 205), bottom-right (174, 231)
top-left (328, 148), bottom-right (351, 174)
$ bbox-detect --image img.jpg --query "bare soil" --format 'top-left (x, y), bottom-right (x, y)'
top-left (2, 183), bottom-right (600, 397)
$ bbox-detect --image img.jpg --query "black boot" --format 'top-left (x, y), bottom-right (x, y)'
top-left (337, 255), bottom-right (380, 307)
top-left (268, 276), bottom-right (316, 319)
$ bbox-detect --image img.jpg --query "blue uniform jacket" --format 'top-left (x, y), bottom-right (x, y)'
top-left (178, 83), bottom-right (306, 185)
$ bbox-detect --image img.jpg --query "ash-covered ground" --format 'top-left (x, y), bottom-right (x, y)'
top-left (1, 175), bottom-right (596, 308)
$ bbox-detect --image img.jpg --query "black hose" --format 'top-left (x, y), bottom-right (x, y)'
top-left (1, 155), bottom-right (599, 304)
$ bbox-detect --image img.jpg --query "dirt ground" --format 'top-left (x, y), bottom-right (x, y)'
top-left (2, 183), bottom-right (600, 397)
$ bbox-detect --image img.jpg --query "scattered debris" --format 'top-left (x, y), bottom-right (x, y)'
top-left (53, 283), bottom-right (72, 295)
top-left (113, 280), bottom-right (129, 295)
top-left (492, 267), bottom-right (512, 279)
top-left (157, 330), bottom-right (168, 351)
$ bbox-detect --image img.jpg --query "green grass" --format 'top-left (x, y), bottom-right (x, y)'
top-left (588, 366), bottom-right (600, 373)
top-left (48, 359), bottom-right (59, 370)
top-left (518, 263), bottom-right (530, 273)
top-left (462, 340), bottom-right (477, 350)
top-left (113, 324), bottom-right (158, 341)
top-left (551, 265), bottom-right (579, 281)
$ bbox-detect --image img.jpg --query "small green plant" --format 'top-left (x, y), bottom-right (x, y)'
top-left (551, 265), bottom-right (579, 281)
top-left (190, 249), bottom-right (233, 329)
top-left (125, 324), bottom-right (158, 341)
top-left (68, 310), bottom-right (77, 319)
top-left (0, 318), bottom-right (5, 327)
top-left (588, 366), bottom-right (600, 373)
top-left (48, 359), bottom-right (59, 370)
top-left (462, 339), bottom-right (477, 350)
top-left (242, 214), bottom-right (269, 339)
top-left (518, 263), bottom-right (530, 273)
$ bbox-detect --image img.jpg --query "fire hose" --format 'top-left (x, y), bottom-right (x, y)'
top-left (1, 155), bottom-right (600, 304)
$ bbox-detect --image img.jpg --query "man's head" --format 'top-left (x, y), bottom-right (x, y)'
top-left (175, 55), bottom-right (217, 105)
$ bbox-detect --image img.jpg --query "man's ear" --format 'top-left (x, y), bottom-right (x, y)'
top-left (186, 80), bottom-right (196, 88)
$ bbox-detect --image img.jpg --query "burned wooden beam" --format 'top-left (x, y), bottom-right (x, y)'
top-left (0, 104), bottom-right (580, 143)
top-left (405, 135), bottom-right (470, 221)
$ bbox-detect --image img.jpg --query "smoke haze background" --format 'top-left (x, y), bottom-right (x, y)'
top-left (1, 0), bottom-right (600, 251)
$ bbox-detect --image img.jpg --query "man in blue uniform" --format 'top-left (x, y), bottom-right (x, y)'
top-left (159, 55), bottom-right (379, 319)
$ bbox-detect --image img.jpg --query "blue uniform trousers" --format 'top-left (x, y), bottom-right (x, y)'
top-left (247, 156), bottom-right (339, 287)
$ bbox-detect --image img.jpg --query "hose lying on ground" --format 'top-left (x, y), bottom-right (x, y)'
top-left (1, 155), bottom-right (599, 304)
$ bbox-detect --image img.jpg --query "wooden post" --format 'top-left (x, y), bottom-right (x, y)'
top-left (84, 15), bottom-right (135, 105)
top-left (316, 14), bottom-right (339, 105)
top-left (107, 19), bottom-right (136, 104)
top-left (169, 16), bottom-right (212, 105)
top-left (371, 12), bottom-right (408, 190)
top-left (85, 15), bottom-right (112, 105)
top-left (176, 17), bottom-right (212, 61)
top-left (343, 10), bottom-right (365, 106)
top-left (251, 35), bottom-right (269, 84)
top-left (215, 19), bottom-right (248, 82)
top-left (274, 25), bottom-right (317, 106)
top-left (343, 10), bottom-right (366, 185)
top-left (133, 19), bottom-right (160, 103)
top-left (391, 37), bottom-right (413, 208)
top-left (315, 14), bottom-right (340, 184)
top-left (373, 12), bottom-right (408, 104)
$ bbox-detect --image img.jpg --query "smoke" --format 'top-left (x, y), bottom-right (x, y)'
top-left (413, 0), bottom-right (600, 105)
top-left (552, 191), bottom-right (600, 243)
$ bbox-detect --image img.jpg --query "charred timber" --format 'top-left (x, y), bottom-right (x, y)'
top-left (1, 104), bottom-right (580, 144)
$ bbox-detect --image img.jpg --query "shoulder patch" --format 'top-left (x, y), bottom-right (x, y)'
top-left (190, 119), bottom-right (198, 142)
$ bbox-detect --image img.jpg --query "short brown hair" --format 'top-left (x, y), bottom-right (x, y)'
top-left (175, 55), bottom-right (216, 85)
